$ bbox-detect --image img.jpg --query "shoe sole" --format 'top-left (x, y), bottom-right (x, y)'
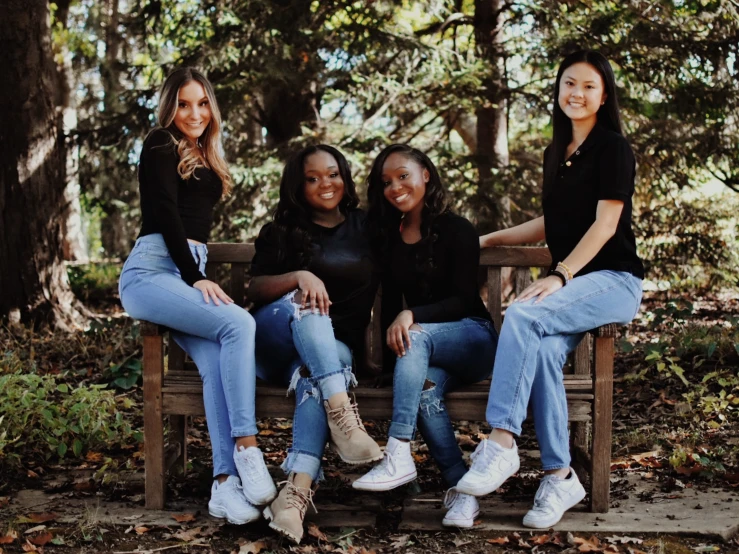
top-left (331, 444), bottom-right (384, 465)
top-left (521, 487), bottom-right (587, 529)
top-left (263, 506), bottom-right (302, 544)
top-left (442, 508), bottom-right (480, 529)
top-left (351, 470), bottom-right (418, 491)
top-left (209, 506), bottom-right (260, 525)
top-left (455, 459), bottom-right (520, 496)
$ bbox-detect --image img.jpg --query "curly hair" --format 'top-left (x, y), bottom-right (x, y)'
top-left (366, 144), bottom-right (449, 290)
top-left (270, 144), bottom-right (360, 271)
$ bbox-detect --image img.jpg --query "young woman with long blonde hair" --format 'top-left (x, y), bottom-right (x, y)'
top-left (119, 67), bottom-right (276, 525)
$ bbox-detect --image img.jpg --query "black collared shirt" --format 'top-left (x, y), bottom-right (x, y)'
top-left (543, 124), bottom-right (644, 279)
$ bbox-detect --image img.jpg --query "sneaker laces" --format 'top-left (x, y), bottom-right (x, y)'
top-left (240, 449), bottom-right (270, 483)
top-left (327, 399), bottom-right (366, 434)
top-left (443, 487), bottom-right (476, 514)
top-left (366, 450), bottom-right (397, 477)
top-left (532, 475), bottom-right (558, 510)
top-left (443, 487), bottom-right (460, 509)
top-left (469, 440), bottom-right (498, 472)
top-left (277, 480), bottom-right (317, 516)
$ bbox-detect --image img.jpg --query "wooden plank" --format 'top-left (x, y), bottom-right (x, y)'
top-left (143, 335), bottom-right (166, 510)
top-left (168, 341), bottom-right (186, 373)
top-left (574, 334), bottom-right (592, 376)
top-left (169, 415), bottom-right (187, 475)
top-left (231, 263), bottom-right (247, 306)
top-left (205, 263), bottom-right (216, 281)
top-left (480, 246), bottom-right (551, 267)
top-left (514, 267), bottom-right (532, 295)
top-left (487, 267), bottom-right (502, 332)
top-left (591, 335), bottom-right (615, 513)
top-left (206, 243), bottom-right (255, 263)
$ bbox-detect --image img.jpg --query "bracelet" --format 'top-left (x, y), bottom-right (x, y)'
top-left (548, 269), bottom-right (568, 286)
top-left (556, 261), bottom-right (573, 281)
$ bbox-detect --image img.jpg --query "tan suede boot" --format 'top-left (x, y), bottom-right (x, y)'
top-left (325, 398), bottom-right (383, 464)
top-left (263, 476), bottom-right (315, 544)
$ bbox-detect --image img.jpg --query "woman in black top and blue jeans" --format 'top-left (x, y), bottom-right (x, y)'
top-left (119, 68), bottom-right (276, 525)
top-left (353, 144), bottom-right (498, 528)
top-left (456, 50), bottom-right (644, 529)
top-left (248, 145), bottom-right (382, 544)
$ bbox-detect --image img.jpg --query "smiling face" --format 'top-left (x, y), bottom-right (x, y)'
top-left (302, 150), bottom-right (345, 214)
top-left (558, 62), bottom-right (607, 126)
top-left (381, 153), bottom-right (429, 216)
top-left (173, 80), bottom-right (212, 142)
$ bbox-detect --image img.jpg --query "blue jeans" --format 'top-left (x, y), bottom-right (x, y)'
top-left (119, 234), bottom-right (258, 478)
top-left (390, 318), bottom-right (498, 486)
top-left (486, 270), bottom-right (643, 470)
top-left (253, 292), bottom-right (355, 482)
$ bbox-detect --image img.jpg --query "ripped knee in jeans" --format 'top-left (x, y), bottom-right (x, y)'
top-left (419, 379), bottom-right (445, 416)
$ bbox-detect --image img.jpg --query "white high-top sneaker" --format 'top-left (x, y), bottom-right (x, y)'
top-left (208, 475), bottom-right (261, 525)
top-left (455, 439), bottom-right (520, 496)
top-left (441, 487), bottom-right (479, 528)
top-left (522, 469), bottom-right (586, 529)
top-left (352, 437), bottom-right (417, 491)
top-left (233, 445), bottom-right (278, 505)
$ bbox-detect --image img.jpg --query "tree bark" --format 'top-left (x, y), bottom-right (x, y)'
top-left (474, 0), bottom-right (511, 231)
top-left (0, 0), bottom-right (86, 328)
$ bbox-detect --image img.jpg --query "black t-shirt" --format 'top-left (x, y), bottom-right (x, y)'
top-left (138, 128), bottom-right (222, 285)
top-left (543, 124), bottom-right (644, 278)
top-left (381, 212), bottom-right (492, 328)
top-left (250, 209), bottom-right (380, 353)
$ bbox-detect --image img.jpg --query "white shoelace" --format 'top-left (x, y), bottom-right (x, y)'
top-left (443, 487), bottom-right (476, 514)
top-left (443, 487), bottom-right (460, 509)
top-left (532, 476), bottom-right (558, 510)
top-left (368, 450), bottom-right (397, 477)
top-left (239, 450), bottom-right (270, 483)
top-left (470, 440), bottom-right (498, 471)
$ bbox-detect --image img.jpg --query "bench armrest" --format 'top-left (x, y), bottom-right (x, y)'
top-left (592, 324), bottom-right (617, 338)
top-left (140, 321), bottom-right (167, 337)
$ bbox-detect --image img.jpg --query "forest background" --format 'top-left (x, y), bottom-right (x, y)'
top-left (2, 0), bottom-right (739, 328)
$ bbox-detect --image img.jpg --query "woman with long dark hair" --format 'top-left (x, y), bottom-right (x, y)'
top-left (456, 50), bottom-right (644, 528)
top-left (248, 145), bottom-right (382, 543)
top-left (353, 144), bottom-right (498, 528)
top-left (119, 67), bottom-right (276, 525)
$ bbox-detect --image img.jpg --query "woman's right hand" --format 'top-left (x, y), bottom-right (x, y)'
top-left (295, 271), bottom-right (332, 315)
top-left (193, 279), bottom-right (234, 306)
top-left (479, 231), bottom-right (500, 248)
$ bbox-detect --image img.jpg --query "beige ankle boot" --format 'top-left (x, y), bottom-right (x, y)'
top-left (325, 398), bottom-right (383, 465)
top-left (263, 476), bottom-right (315, 544)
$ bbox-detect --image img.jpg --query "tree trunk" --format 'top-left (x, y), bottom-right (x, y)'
top-left (0, 0), bottom-right (86, 328)
top-left (474, 0), bottom-right (511, 231)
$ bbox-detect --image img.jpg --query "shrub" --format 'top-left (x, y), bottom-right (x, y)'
top-left (0, 367), bottom-right (141, 469)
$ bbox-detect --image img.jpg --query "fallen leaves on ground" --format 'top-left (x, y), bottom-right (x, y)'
top-left (28, 533), bottom-right (53, 547)
top-left (487, 536), bottom-right (509, 545)
top-left (23, 526), bottom-right (46, 535)
top-left (19, 513), bottom-right (58, 524)
top-left (389, 534), bottom-right (410, 549)
top-left (171, 512), bottom-right (197, 523)
top-left (573, 535), bottom-right (619, 552)
top-left (171, 526), bottom-right (203, 542)
top-left (236, 539), bottom-right (268, 553)
top-left (307, 523), bottom-right (328, 541)
top-left (606, 535), bottom-right (644, 545)
top-left (0, 531), bottom-right (18, 544)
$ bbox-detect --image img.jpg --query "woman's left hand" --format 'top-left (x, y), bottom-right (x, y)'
top-left (386, 309), bottom-right (416, 357)
top-left (516, 275), bottom-right (564, 304)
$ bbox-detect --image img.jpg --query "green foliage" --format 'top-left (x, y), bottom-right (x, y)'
top-left (104, 354), bottom-right (142, 390)
top-left (0, 366), bottom-right (141, 469)
top-left (67, 263), bottom-right (121, 302)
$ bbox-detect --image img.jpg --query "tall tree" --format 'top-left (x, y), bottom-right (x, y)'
top-left (0, 0), bottom-right (86, 328)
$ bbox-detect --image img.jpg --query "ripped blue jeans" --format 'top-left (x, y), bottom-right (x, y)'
top-left (390, 318), bottom-right (498, 486)
top-left (253, 291), bottom-right (355, 482)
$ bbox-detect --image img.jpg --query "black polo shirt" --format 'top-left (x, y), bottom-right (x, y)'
top-left (543, 123), bottom-right (644, 278)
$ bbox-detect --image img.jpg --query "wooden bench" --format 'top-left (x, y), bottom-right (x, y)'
top-left (140, 244), bottom-right (617, 513)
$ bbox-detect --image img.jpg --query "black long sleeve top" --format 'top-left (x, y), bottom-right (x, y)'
top-left (137, 128), bottom-right (222, 285)
top-left (380, 212), bottom-right (491, 366)
top-left (250, 209), bottom-right (380, 353)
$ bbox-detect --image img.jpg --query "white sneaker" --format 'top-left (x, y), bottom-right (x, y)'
top-left (522, 469), bottom-right (586, 529)
top-left (352, 437), bottom-right (417, 491)
top-left (441, 487), bottom-right (479, 528)
top-left (208, 475), bottom-right (261, 525)
top-left (233, 445), bottom-right (278, 505)
top-left (455, 439), bottom-right (520, 496)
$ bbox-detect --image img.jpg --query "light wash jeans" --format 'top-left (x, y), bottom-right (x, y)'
top-left (486, 270), bottom-right (643, 470)
top-left (390, 317), bottom-right (498, 486)
top-left (253, 292), bottom-right (355, 482)
top-left (119, 234), bottom-right (258, 478)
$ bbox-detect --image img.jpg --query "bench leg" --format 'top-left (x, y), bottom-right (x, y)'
top-left (591, 335), bottom-right (614, 513)
top-left (170, 415), bottom-right (188, 475)
top-left (571, 335), bottom-right (592, 483)
top-left (143, 334), bottom-right (166, 510)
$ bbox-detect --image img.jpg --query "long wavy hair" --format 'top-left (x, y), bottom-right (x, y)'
top-left (271, 144), bottom-right (360, 270)
top-left (154, 67), bottom-right (232, 196)
top-left (366, 144), bottom-right (449, 287)
top-left (544, 50), bottom-right (624, 191)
